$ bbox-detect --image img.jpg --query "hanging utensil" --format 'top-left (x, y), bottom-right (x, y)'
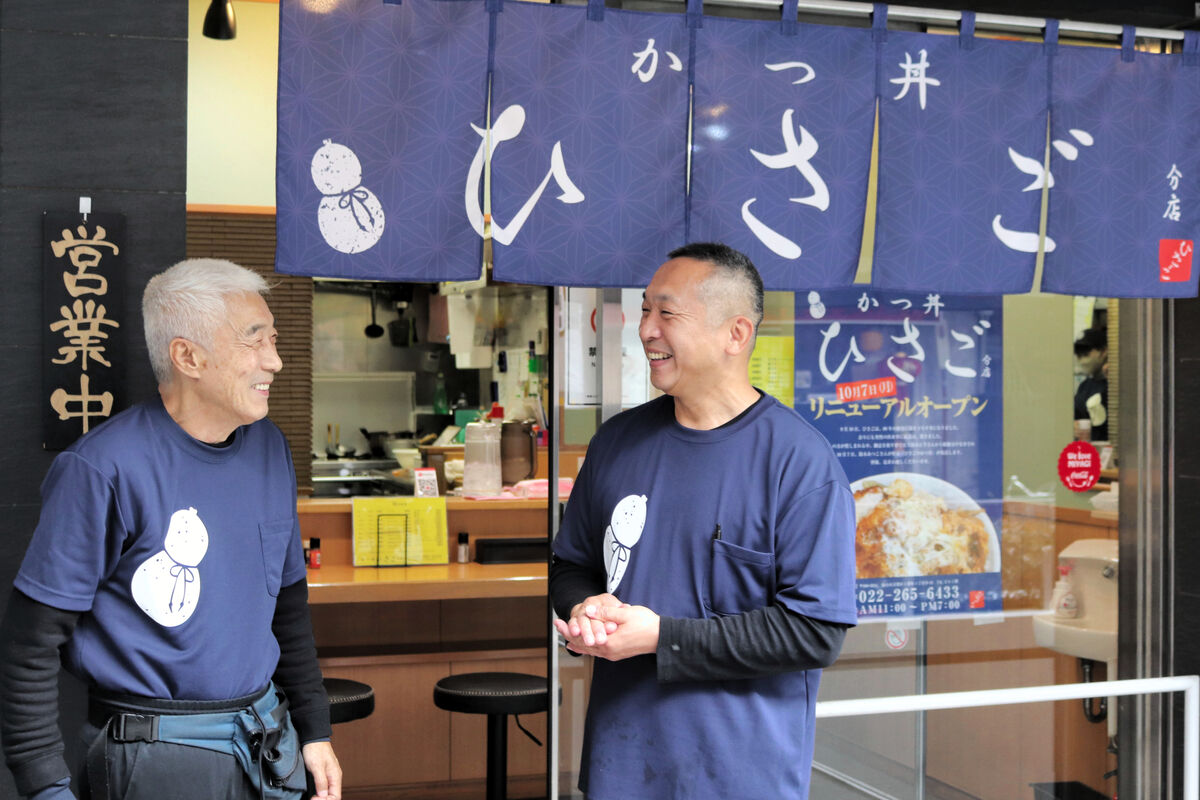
top-left (364, 290), bottom-right (384, 338)
top-left (388, 301), bottom-right (417, 347)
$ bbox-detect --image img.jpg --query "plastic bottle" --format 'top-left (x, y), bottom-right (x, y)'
top-left (527, 340), bottom-right (540, 397)
top-left (1051, 564), bottom-right (1078, 618)
top-left (433, 372), bottom-right (449, 414)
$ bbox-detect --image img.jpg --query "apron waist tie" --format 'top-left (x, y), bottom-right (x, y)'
top-left (85, 684), bottom-right (302, 800)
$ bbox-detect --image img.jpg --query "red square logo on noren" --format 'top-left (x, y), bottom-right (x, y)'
top-left (1159, 239), bottom-right (1193, 282)
top-left (968, 590), bottom-right (985, 609)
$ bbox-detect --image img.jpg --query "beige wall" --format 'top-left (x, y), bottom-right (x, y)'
top-left (1003, 293), bottom-right (1091, 510)
top-left (187, 0), bottom-right (279, 206)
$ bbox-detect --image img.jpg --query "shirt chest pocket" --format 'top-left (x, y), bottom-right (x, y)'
top-left (258, 519), bottom-right (295, 597)
top-left (705, 539), bottom-right (775, 616)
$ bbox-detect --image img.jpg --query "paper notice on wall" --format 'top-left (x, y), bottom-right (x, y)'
top-left (565, 288), bottom-right (650, 407)
top-left (749, 336), bottom-right (795, 408)
top-left (447, 291), bottom-right (495, 368)
top-left (352, 496), bottom-right (448, 566)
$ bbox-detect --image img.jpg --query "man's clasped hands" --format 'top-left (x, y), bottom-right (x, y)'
top-left (553, 593), bottom-right (662, 662)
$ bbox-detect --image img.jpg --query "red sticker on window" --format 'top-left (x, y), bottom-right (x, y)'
top-left (1159, 239), bottom-right (1194, 283)
top-left (1058, 440), bottom-right (1101, 492)
top-left (968, 591), bottom-right (985, 609)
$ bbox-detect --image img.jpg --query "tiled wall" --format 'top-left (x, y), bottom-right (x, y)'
top-left (187, 212), bottom-right (315, 488)
top-left (0, 2), bottom-right (187, 796)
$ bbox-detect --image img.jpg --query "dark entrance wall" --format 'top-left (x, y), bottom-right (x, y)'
top-left (0, 3), bottom-right (186, 796)
top-left (1172, 297), bottom-right (1200, 795)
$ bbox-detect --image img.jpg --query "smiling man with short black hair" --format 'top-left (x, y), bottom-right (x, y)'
top-left (551, 242), bottom-right (857, 800)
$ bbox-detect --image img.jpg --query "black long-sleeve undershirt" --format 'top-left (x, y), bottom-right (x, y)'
top-left (271, 578), bottom-right (331, 743)
top-left (550, 555), bottom-right (848, 682)
top-left (0, 578), bottom-right (329, 798)
top-left (0, 590), bottom-right (79, 797)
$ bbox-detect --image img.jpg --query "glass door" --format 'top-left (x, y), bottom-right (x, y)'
top-left (551, 286), bottom-right (1171, 799)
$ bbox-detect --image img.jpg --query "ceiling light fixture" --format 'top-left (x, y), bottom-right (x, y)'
top-left (202, 0), bottom-right (237, 40)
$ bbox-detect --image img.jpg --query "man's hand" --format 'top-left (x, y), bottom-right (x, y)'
top-left (553, 592), bottom-right (622, 646)
top-left (302, 740), bottom-right (342, 800)
top-left (561, 605), bottom-right (660, 662)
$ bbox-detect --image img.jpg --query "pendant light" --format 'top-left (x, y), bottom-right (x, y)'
top-left (203, 0), bottom-right (236, 40)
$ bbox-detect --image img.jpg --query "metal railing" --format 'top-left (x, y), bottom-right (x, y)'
top-left (816, 675), bottom-right (1200, 799)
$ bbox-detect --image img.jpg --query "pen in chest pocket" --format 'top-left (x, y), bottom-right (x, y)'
top-left (713, 523), bottom-right (722, 541)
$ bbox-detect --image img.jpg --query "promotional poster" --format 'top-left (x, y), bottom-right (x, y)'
top-left (795, 289), bottom-right (1003, 617)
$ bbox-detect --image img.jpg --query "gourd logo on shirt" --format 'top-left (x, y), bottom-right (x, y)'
top-left (130, 507), bottom-right (209, 627)
top-left (602, 494), bottom-right (647, 594)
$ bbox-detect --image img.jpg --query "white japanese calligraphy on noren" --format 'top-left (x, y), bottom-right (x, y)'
top-left (764, 62), bottom-right (815, 85)
top-left (890, 50), bottom-right (940, 110)
top-left (817, 321), bottom-right (865, 382)
top-left (632, 39), bottom-right (681, 83)
top-left (1165, 164), bottom-right (1183, 221)
top-left (1165, 194), bottom-right (1182, 222)
top-left (1007, 147), bottom-right (1053, 193)
top-left (742, 109), bottom-right (830, 259)
top-left (1167, 164), bottom-right (1182, 191)
top-left (465, 105), bottom-right (584, 246)
top-left (993, 129), bottom-right (1095, 254)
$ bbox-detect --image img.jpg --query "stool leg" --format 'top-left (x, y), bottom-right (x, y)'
top-left (486, 712), bottom-right (508, 800)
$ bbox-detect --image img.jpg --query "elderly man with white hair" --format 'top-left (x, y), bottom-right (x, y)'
top-left (0, 259), bottom-right (341, 800)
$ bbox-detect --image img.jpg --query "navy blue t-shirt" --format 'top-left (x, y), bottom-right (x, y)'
top-left (15, 397), bottom-right (305, 701)
top-left (553, 393), bottom-right (857, 800)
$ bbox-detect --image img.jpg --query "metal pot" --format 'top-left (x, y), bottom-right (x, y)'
top-left (361, 428), bottom-right (416, 459)
top-left (500, 420), bottom-right (538, 486)
top-left (360, 428), bottom-right (393, 458)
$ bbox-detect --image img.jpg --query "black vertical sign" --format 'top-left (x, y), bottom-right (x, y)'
top-left (42, 211), bottom-right (125, 450)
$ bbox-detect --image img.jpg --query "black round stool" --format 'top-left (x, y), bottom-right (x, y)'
top-left (433, 672), bottom-right (548, 800)
top-left (308, 678), bottom-right (375, 796)
top-left (324, 677), bottom-right (375, 725)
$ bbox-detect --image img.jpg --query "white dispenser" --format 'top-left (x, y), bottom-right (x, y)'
top-left (1057, 539), bottom-right (1118, 631)
top-left (1050, 564), bottom-right (1079, 618)
top-left (1031, 538), bottom-right (1119, 735)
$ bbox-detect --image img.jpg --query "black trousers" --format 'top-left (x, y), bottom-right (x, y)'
top-left (78, 720), bottom-right (298, 800)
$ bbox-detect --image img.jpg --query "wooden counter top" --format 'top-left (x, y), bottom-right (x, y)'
top-left (298, 496), bottom-right (550, 513)
top-left (305, 561), bottom-right (546, 604)
top-left (298, 495), bottom-right (550, 604)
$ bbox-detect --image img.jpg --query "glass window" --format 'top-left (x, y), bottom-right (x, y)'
top-left (554, 288), bottom-right (1148, 800)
